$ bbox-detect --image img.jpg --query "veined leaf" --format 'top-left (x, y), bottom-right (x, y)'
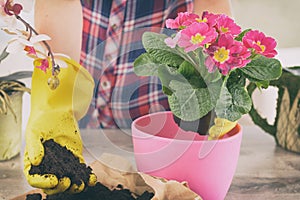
top-left (196, 49), bottom-right (222, 83)
top-left (207, 80), bottom-right (222, 106)
top-left (240, 55), bottom-right (282, 81)
top-left (142, 32), bottom-right (222, 84)
top-left (133, 53), bottom-right (161, 76)
top-left (157, 64), bottom-right (186, 92)
top-left (178, 60), bottom-right (195, 78)
top-left (168, 80), bottom-right (213, 121)
top-left (215, 83), bottom-right (252, 121)
top-left (142, 32), bottom-right (184, 66)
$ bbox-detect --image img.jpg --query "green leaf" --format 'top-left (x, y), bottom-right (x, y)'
top-left (255, 80), bottom-right (270, 89)
top-left (215, 84), bottom-right (252, 121)
top-left (133, 53), bottom-right (161, 76)
top-left (235, 28), bottom-right (251, 41)
top-left (284, 66), bottom-right (300, 76)
top-left (196, 49), bottom-right (222, 83)
top-left (231, 86), bottom-right (252, 114)
top-left (178, 60), bottom-right (195, 78)
top-left (0, 71), bottom-right (32, 81)
top-left (227, 70), bottom-right (246, 88)
top-left (157, 64), bottom-right (186, 90)
top-left (168, 80), bottom-right (213, 121)
top-left (141, 32), bottom-right (222, 84)
top-left (177, 60), bottom-right (208, 89)
top-left (142, 32), bottom-right (184, 66)
top-left (162, 85), bottom-right (173, 96)
top-left (240, 55), bottom-right (282, 81)
top-left (0, 47), bottom-right (9, 63)
top-left (207, 80), bottom-right (222, 106)
top-left (188, 75), bottom-right (207, 89)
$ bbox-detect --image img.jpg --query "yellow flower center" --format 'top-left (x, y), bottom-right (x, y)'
top-left (256, 41), bottom-right (266, 52)
top-left (220, 26), bottom-right (229, 33)
top-left (213, 47), bottom-right (230, 63)
top-left (191, 33), bottom-right (206, 44)
top-left (196, 17), bottom-right (208, 23)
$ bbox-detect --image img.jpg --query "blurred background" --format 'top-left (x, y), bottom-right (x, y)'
top-left (232, 0), bottom-right (300, 48)
top-left (0, 0), bottom-right (300, 130)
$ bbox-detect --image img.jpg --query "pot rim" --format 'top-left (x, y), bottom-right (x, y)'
top-left (0, 80), bottom-right (26, 94)
top-left (132, 111), bottom-right (242, 143)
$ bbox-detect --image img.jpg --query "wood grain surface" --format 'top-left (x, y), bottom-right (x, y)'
top-left (1, 126), bottom-right (299, 200)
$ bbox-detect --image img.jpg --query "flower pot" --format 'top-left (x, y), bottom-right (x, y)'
top-left (0, 90), bottom-right (24, 161)
top-left (132, 111), bottom-right (242, 200)
top-left (248, 68), bottom-right (300, 153)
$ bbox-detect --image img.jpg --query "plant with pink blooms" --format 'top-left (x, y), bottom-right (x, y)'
top-left (134, 11), bottom-right (282, 137)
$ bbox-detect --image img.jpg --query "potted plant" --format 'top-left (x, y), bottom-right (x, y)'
top-left (0, 72), bottom-right (31, 160)
top-left (1, 1), bottom-right (99, 196)
top-left (248, 66), bottom-right (300, 153)
top-left (0, 0), bottom-right (34, 161)
top-left (0, 0), bottom-right (54, 161)
top-left (0, 0), bottom-right (68, 161)
top-left (132, 11), bottom-right (282, 199)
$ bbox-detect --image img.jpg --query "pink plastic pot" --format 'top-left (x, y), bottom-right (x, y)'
top-left (132, 111), bottom-right (242, 200)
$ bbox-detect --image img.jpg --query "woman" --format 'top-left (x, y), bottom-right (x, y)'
top-left (34, 0), bottom-right (232, 129)
top-left (23, 0), bottom-right (233, 195)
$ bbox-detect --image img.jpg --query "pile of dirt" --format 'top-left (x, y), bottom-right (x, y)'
top-left (29, 139), bottom-right (92, 187)
top-left (26, 183), bottom-right (154, 200)
top-left (26, 139), bottom-right (154, 200)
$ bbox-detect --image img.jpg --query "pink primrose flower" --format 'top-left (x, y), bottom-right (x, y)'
top-left (205, 34), bottom-right (251, 75)
top-left (166, 12), bottom-right (199, 29)
top-left (164, 32), bottom-right (181, 48)
top-left (177, 22), bottom-right (218, 52)
top-left (199, 11), bottom-right (220, 27)
top-left (215, 14), bottom-right (241, 36)
top-left (242, 30), bottom-right (277, 58)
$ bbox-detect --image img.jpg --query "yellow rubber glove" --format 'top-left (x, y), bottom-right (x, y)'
top-left (23, 58), bottom-right (97, 195)
top-left (208, 118), bottom-right (237, 140)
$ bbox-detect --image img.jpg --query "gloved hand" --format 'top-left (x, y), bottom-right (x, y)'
top-left (208, 118), bottom-right (237, 140)
top-left (23, 58), bottom-right (97, 195)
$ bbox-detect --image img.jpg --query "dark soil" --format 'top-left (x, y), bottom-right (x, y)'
top-left (29, 139), bottom-right (92, 186)
top-left (26, 183), bottom-right (154, 200)
top-left (173, 110), bottom-right (216, 135)
top-left (26, 193), bottom-right (42, 200)
top-left (26, 139), bottom-right (154, 200)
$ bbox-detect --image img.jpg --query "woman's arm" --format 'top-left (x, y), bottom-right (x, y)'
top-left (34, 0), bottom-right (82, 62)
top-left (194, 0), bottom-right (232, 16)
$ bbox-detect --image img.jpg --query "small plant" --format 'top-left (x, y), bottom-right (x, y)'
top-left (248, 66), bottom-right (300, 153)
top-left (0, 0), bottom-right (70, 90)
top-left (0, 0), bottom-right (71, 117)
top-left (0, 72), bottom-right (30, 120)
top-left (134, 11), bottom-right (282, 139)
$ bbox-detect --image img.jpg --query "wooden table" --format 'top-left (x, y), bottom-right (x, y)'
top-left (1, 125), bottom-right (299, 200)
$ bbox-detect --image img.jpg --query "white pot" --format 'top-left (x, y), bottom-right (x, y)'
top-left (0, 91), bottom-right (24, 161)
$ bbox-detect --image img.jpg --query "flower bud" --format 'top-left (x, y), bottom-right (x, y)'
top-left (47, 76), bottom-right (60, 90)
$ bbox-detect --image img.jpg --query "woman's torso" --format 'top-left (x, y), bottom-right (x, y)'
top-left (79, 0), bottom-right (193, 128)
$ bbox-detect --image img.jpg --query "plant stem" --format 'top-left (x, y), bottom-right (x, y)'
top-left (15, 15), bottom-right (57, 75)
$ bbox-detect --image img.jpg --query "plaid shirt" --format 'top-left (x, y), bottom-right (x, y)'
top-left (79, 0), bottom-right (193, 128)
